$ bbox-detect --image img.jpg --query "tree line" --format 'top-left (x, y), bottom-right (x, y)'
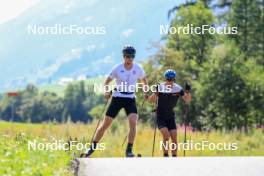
top-left (137, 0), bottom-right (263, 132)
top-left (0, 82), bottom-right (103, 123)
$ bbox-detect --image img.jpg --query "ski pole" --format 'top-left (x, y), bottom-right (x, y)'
top-left (152, 85), bottom-right (159, 157)
top-left (152, 112), bottom-right (157, 157)
top-left (121, 98), bottom-right (146, 147)
top-left (90, 91), bottom-right (112, 144)
top-left (183, 82), bottom-right (191, 157)
top-left (183, 104), bottom-right (188, 157)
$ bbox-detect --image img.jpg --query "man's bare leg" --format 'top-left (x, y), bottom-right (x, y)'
top-left (126, 113), bottom-right (138, 157)
top-left (160, 127), bottom-right (170, 157)
top-left (81, 116), bottom-right (113, 157)
top-left (93, 116), bottom-right (113, 142)
top-left (170, 129), bottom-right (178, 157)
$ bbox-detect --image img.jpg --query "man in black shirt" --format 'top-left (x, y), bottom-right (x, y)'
top-left (148, 69), bottom-right (191, 157)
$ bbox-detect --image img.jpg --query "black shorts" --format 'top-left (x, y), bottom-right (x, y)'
top-left (157, 117), bottom-right (176, 131)
top-left (105, 97), bottom-right (137, 119)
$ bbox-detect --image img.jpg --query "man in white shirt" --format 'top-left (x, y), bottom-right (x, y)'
top-left (82, 45), bottom-right (148, 157)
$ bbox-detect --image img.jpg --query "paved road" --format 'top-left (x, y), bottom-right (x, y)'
top-left (76, 157), bottom-right (264, 176)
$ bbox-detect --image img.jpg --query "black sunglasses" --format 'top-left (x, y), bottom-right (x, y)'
top-left (124, 54), bottom-right (135, 59)
top-left (166, 78), bottom-right (175, 81)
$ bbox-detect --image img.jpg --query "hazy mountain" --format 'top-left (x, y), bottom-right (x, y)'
top-left (0, 0), bottom-right (183, 91)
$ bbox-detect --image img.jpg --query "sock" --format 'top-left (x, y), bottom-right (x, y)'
top-left (82, 141), bottom-right (98, 157)
top-left (126, 143), bottom-right (133, 152)
top-left (164, 153), bottom-right (169, 157)
top-left (90, 141), bottom-right (98, 150)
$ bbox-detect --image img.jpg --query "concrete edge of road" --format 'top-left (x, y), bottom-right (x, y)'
top-left (73, 157), bottom-right (264, 176)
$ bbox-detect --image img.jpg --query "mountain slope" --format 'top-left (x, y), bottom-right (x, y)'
top-left (0, 0), bottom-right (183, 91)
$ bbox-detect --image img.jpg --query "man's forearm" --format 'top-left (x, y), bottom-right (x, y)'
top-left (141, 77), bottom-right (148, 93)
top-left (104, 77), bottom-right (112, 92)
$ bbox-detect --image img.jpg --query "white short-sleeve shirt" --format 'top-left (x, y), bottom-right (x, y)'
top-left (158, 82), bottom-right (183, 94)
top-left (108, 63), bottom-right (145, 98)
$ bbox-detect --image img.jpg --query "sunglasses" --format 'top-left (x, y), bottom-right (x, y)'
top-left (124, 54), bottom-right (135, 59)
top-left (166, 78), bottom-right (174, 82)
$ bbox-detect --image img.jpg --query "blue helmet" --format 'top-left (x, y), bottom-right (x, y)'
top-left (122, 45), bottom-right (136, 56)
top-left (164, 69), bottom-right (176, 80)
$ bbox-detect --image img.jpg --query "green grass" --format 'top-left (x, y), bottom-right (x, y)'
top-left (0, 121), bottom-right (263, 175)
top-left (0, 133), bottom-right (72, 176)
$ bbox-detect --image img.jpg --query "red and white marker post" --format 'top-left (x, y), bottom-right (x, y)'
top-left (7, 92), bottom-right (19, 122)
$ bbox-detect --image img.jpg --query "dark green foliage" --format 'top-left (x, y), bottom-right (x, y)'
top-left (142, 0), bottom-right (264, 132)
top-left (168, 2), bottom-right (215, 65)
top-left (228, 0), bottom-right (264, 62)
top-left (0, 81), bottom-right (103, 123)
top-left (63, 81), bottom-right (104, 123)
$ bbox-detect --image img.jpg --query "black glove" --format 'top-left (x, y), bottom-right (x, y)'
top-left (185, 82), bottom-right (191, 92)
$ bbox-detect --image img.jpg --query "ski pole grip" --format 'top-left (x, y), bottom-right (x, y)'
top-left (155, 84), bottom-right (159, 95)
top-left (185, 82), bottom-right (191, 93)
top-left (110, 88), bottom-right (117, 95)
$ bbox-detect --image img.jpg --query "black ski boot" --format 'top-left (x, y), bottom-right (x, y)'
top-left (80, 141), bottom-right (97, 158)
top-left (125, 143), bottom-right (135, 157)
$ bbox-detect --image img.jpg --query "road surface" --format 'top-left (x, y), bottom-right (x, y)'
top-left (76, 157), bottom-right (264, 176)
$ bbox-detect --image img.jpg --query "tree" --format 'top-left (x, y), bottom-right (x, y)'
top-left (63, 81), bottom-right (104, 123)
top-left (228, 0), bottom-right (263, 62)
top-left (88, 104), bottom-right (105, 120)
top-left (239, 60), bottom-right (264, 128)
top-left (168, 0), bottom-right (232, 19)
top-left (167, 1), bottom-right (215, 66)
top-left (40, 91), bottom-right (64, 122)
top-left (195, 42), bottom-right (262, 132)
